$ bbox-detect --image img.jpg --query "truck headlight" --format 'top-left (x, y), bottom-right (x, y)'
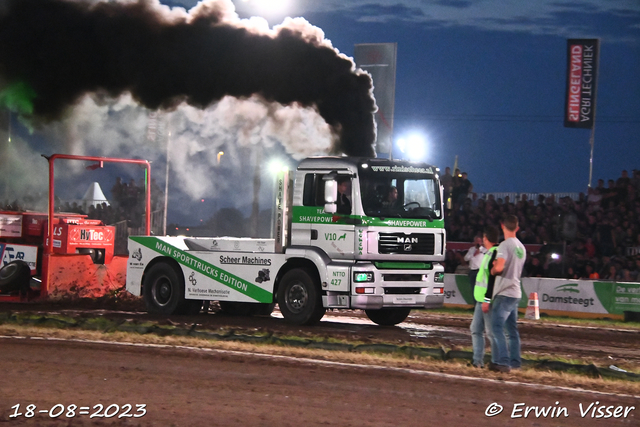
top-left (434, 272), bottom-right (445, 283)
top-left (354, 272), bottom-right (374, 283)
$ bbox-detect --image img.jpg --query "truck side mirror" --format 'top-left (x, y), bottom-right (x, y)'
top-left (324, 179), bottom-right (337, 214)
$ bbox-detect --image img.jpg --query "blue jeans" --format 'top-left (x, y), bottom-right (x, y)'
top-left (489, 295), bottom-right (521, 368)
top-left (470, 302), bottom-right (492, 366)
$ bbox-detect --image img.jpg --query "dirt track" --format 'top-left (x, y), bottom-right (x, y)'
top-left (1, 301), bottom-right (639, 426)
top-left (2, 301), bottom-right (637, 369)
top-left (1, 336), bottom-right (638, 426)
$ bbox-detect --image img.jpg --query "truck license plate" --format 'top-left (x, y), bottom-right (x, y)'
top-left (393, 296), bottom-right (416, 304)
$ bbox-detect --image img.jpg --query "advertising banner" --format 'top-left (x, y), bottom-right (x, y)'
top-left (0, 213), bottom-right (22, 238)
top-left (525, 278), bottom-right (607, 314)
top-left (0, 243), bottom-right (38, 273)
top-left (443, 274), bottom-right (640, 318)
top-left (612, 282), bottom-right (640, 314)
top-left (443, 274), bottom-right (475, 305)
top-left (564, 38), bottom-right (599, 129)
top-left (354, 43), bottom-right (397, 156)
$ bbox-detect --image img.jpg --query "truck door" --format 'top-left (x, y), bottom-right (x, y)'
top-left (292, 172), bottom-right (355, 259)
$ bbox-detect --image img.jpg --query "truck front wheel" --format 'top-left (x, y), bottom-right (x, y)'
top-left (365, 308), bottom-right (412, 326)
top-left (143, 262), bottom-right (192, 315)
top-left (277, 269), bottom-right (325, 325)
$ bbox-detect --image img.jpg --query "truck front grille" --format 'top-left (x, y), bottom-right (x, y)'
top-left (378, 233), bottom-right (435, 255)
top-left (384, 287), bottom-right (422, 295)
top-left (382, 274), bottom-right (423, 282)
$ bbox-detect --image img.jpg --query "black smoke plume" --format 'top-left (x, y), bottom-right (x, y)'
top-left (0, 0), bottom-right (376, 156)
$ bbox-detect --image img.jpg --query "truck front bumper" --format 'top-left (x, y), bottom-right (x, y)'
top-left (351, 293), bottom-right (444, 310)
top-left (348, 263), bottom-right (445, 310)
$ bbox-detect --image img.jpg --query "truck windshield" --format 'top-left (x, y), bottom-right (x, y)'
top-left (358, 166), bottom-right (442, 220)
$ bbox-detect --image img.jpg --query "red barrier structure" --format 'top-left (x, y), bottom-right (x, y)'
top-left (0, 154), bottom-right (151, 302)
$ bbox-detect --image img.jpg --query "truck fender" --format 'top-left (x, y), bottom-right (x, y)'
top-left (278, 247), bottom-right (335, 293)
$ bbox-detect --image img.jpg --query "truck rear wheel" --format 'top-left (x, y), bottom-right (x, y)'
top-left (143, 262), bottom-right (191, 315)
top-left (277, 269), bottom-right (325, 325)
top-left (365, 308), bottom-right (412, 326)
top-left (0, 261), bottom-right (31, 294)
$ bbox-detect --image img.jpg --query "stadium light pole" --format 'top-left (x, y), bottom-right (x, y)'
top-left (162, 129), bottom-right (171, 236)
top-left (268, 159), bottom-right (288, 238)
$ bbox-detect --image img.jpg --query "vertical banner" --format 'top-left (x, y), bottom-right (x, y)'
top-left (146, 111), bottom-right (167, 143)
top-left (354, 43), bottom-right (397, 157)
top-left (564, 39), bottom-right (600, 129)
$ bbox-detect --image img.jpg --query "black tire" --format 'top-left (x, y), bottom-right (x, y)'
top-left (143, 262), bottom-right (189, 315)
top-left (277, 269), bottom-right (325, 325)
top-left (0, 261), bottom-right (31, 294)
top-left (365, 308), bottom-right (412, 326)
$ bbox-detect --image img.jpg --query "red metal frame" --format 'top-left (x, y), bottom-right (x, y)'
top-left (46, 153), bottom-right (151, 256)
top-left (1, 154), bottom-right (152, 302)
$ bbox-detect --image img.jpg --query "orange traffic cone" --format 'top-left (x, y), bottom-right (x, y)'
top-left (525, 292), bottom-right (540, 320)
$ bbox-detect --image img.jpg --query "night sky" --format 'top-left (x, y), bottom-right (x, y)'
top-left (1, 0), bottom-right (639, 225)
top-left (226, 0), bottom-right (640, 193)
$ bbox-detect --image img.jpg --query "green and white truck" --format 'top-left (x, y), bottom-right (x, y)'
top-left (126, 156), bottom-right (446, 325)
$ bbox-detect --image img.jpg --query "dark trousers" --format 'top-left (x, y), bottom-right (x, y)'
top-left (468, 269), bottom-right (479, 289)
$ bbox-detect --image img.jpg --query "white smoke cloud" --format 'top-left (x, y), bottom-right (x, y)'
top-left (2, 92), bottom-right (333, 221)
top-left (0, 129), bottom-right (49, 210)
top-left (158, 95), bottom-right (333, 200)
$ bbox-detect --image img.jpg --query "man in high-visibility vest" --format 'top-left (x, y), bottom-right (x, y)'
top-left (470, 225), bottom-right (499, 368)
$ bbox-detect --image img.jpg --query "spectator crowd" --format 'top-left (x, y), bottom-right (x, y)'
top-left (442, 168), bottom-right (640, 282)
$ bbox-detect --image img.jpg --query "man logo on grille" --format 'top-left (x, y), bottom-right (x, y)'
top-left (404, 244), bottom-right (412, 251)
top-left (397, 237), bottom-right (418, 244)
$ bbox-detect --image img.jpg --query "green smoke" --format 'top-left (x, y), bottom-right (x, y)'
top-left (0, 81), bottom-right (36, 114)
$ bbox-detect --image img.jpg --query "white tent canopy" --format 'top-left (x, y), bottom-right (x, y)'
top-left (81, 182), bottom-right (109, 210)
